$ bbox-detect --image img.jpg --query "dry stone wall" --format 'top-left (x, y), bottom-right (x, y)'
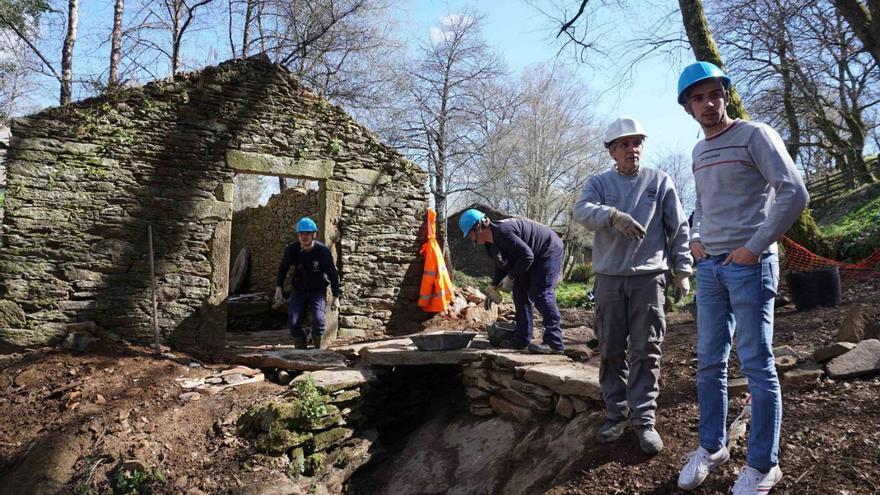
top-left (0, 57), bottom-right (428, 350)
top-left (230, 187), bottom-right (320, 297)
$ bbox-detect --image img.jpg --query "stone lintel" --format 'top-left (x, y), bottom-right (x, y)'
top-left (226, 149), bottom-right (334, 179)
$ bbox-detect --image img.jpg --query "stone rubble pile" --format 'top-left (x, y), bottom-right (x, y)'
top-left (728, 304), bottom-right (880, 392)
top-left (462, 351), bottom-right (602, 423)
top-left (420, 286), bottom-right (504, 332)
top-left (236, 368), bottom-right (377, 494)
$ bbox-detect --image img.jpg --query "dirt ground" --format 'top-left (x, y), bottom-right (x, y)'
top-left (549, 274), bottom-right (880, 495)
top-left (0, 275), bottom-right (878, 494)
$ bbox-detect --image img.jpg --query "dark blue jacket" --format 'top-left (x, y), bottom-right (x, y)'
top-left (485, 218), bottom-right (563, 285)
top-left (276, 241), bottom-right (341, 296)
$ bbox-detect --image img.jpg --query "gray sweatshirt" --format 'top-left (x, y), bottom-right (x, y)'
top-left (574, 167), bottom-right (692, 276)
top-left (690, 120), bottom-right (809, 255)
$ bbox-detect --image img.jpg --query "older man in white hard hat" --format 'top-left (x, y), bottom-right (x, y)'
top-left (574, 117), bottom-right (692, 454)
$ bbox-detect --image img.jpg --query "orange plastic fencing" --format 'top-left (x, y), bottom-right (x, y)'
top-left (779, 236), bottom-right (880, 277)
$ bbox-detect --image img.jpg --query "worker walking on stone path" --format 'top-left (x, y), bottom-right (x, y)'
top-left (459, 209), bottom-right (565, 354)
top-left (274, 217), bottom-right (342, 350)
top-left (674, 62), bottom-right (808, 495)
top-left (573, 116), bottom-right (692, 455)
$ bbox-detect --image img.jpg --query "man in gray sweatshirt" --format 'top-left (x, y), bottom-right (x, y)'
top-left (674, 62), bottom-right (809, 495)
top-left (574, 116), bottom-right (692, 455)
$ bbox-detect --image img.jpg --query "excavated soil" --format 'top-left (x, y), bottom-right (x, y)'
top-left (0, 276), bottom-right (877, 494)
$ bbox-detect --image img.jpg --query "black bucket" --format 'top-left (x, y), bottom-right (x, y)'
top-left (785, 266), bottom-right (842, 311)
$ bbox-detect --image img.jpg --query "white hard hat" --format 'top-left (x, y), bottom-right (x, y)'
top-left (604, 117), bottom-right (647, 147)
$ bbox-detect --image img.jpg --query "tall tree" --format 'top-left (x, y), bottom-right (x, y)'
top-left (109, 0), bottom-right (124, 86)
top-left (832, 0), bottom-right (880, 67)
top-left (59, 0), bottom-right (77, 105)
top-left (402, 12), bottom-right (505, 252)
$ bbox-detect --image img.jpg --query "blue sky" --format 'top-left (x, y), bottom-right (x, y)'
top-left (402, 0), bottom-right (703, 163)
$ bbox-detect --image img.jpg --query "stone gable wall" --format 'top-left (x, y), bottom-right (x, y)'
top-left (0, 58), bottom-right (428, 350)
top-left (230, 187), bottom-right (320, 297)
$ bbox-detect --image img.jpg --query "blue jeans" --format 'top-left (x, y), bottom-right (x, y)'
top-left (696, 253), bottom-right (781, 471)
top-left (288, 289), bottom-right (327, 338)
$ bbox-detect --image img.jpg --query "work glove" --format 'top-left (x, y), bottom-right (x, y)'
top-left (498, 275), bottom-right (515, 293)
top-left (673, 273), bottom-right (691, 301)
top-left (274, 286), bottom-right (284, 306)
top-left (331, 297), bottom-right (341, 311)
top-left (610, 209), bottom-right (646, 240)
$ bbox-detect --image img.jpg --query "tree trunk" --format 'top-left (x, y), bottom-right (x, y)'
top-left (60, 0), bottom-right (78, 105)
top-left (109, 0), bottom-right (124, 86)
top-left (677, 0), bottom-right (749, 120)
top-left (171, 0), bottom-right (182, 75)
top-left (242, 0), bottom-right (255, 57)
top-left (832, 0), bottom-right (880, 68)
top-left (678, 0), bottom-right (828, 252)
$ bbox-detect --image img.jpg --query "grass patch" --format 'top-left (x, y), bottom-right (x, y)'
top-left (821, 191), bottom-right (880, 260)
top-left (556, 282), bottom-right (592, 309)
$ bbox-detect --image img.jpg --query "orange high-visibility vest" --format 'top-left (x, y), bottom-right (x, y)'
top-left (419, 209), bottom-right (455, 312)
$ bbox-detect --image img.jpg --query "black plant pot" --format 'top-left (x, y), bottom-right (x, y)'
top-left (785, 266), bottom-right (842, 311)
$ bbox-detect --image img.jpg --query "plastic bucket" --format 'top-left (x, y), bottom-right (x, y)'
top-left (785, 266), bottom-right (842, 311)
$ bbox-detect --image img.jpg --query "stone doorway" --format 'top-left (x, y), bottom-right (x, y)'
top-left (224, 151), bottom-right (344, 348)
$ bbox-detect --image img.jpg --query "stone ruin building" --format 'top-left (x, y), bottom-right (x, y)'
top-left (0, 57), bottom-right (429, 351)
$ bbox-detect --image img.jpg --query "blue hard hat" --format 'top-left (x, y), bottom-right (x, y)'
top-left (296, 217), bottom-right (318, 233)
top-left (677, 61), bottom-right (731, 105)
top-left (459, 209), bottom-right (485, 238)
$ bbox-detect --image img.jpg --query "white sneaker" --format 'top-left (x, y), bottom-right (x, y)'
top-left (677, 445), bottom-right (730, 490)
top-left (731, 465), bottom-right (782, 494)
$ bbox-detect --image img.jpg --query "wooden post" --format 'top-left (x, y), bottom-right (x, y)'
top-left (148, 225), bottom-right (161, 353)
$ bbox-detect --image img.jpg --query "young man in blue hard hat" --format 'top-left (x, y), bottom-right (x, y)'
top-left (675, 62), bottom-right (808, 495)
top-left (573, 116), bottom-right (692, 455)
top-left (274, 217), bottom-right (342, 350)
top-left (459, 209), bottom-right (565, 354)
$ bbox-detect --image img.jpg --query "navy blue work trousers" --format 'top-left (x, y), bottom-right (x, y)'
top-left (511, 251), bottom-right (564, 350)
top-left (288, 289), bottom-right (327, 338)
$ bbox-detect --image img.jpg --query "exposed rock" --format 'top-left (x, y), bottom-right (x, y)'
top-left (277, 371), bottom-right (292, 385)
top-left (0, 300), bottom-right (26, 328)
top-left (865, 320), bottom-right (880, 341)
top-left (826, 339), bottom-right (880, 379)
top-left (521, 363), bottom-right (602, 400)
top-left (728, 377), bottom-right (749, 397)
top-left (359, 340), bottom-right (484, 366)
top-left (462, 304), bottom-right (499, 324)
top-left (61, 332), bottom-right (98, 353)
top-left (482, 350), bottom-right (570, 369)
top-left (555, 396), bottom-right (574, 419)
top-left (292, 368), bottom-right (376, 393)
top-left (234, 349), bottom-right (348, 371)
top-left (497, 388), bottom-right (553, 412)
top-left (813, 342), bottom-right (857, 363)
top-left (564, 344), bottom-right (593, 362)
top-left (836, 304), bottom-right (870, 343)
top-left (774, 355), bottom-right (797, 372)
top-left (469, 403), bottom-right (495, 416)
top-left (773, 345), bottom-right (799, 359)
top-left (782, 367), bottom-right (823, 389)
top-left (488, 396), bottom-right (534, 423)
top-left (461, 286), bottom-right (487, 304)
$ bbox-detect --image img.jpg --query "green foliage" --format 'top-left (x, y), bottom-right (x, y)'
top-left (556, 282), bottom-right (592, 309)
top-left (822, 192), bottom-right (880, 260)
top-left (111, 466), bottom-right (165, 495)
top-left (567, 262), bottom-right (594, 283)
top-left (0, 0), bottom-right (51, 31)
top-left (295, 374), bottom-right (328, 425)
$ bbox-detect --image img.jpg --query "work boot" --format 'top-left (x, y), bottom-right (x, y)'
top-left (596, 418), bottom-right (628, 443)
top-left (311, 335), bottom-right (323, 350)
top-left (636, 425), bottom-right (664, 454)
top-left (527, 343), bottom-right (564, 355)
top-left (292, 337), bottom-right (307, 349)
top-left (497, 339), bottom-right (528, 350)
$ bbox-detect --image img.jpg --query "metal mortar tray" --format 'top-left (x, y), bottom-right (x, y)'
top-left (410, 331), bottom-right (477, 351)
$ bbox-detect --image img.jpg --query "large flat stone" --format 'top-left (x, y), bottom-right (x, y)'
top-left (360, 341), bottom-right (484, 366)
top-left (482, 350), bottom-right (571, 368)
top-left (488, 395), bottom-right (534, 423)
top-left (813, 342), bottom-right (857, 363)
top-left (520, 363), bottom-right (601, 400)
top-left (826, 339), bottom-right (880, 379)
top-left (292, 368), bottom-right (376, 392)
top-left (226, 149), bottom-right (335, 179)
top-left (333, 338), bottom-right (413, 359)
top-left (233, 349), bottom-right (348, 371)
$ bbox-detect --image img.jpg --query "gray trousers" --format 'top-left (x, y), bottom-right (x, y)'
top-left (594, 272), bottom-right (667, 426)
